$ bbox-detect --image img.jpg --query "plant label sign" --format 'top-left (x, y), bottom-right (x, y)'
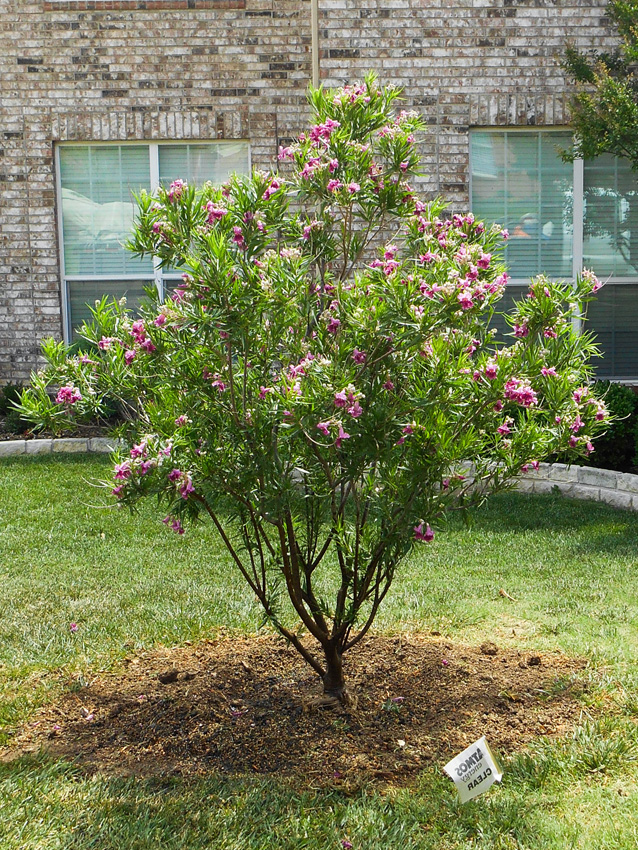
top-left (443, 736), bottom-right (503, 803)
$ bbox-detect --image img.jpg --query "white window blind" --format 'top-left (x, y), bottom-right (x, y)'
top-left (470, 131), bottom-right (573, 280)
top-left (471, 130), bottom-right (638, 381)
top-left (59, 145), bottom-right (153, 277)
top-left (583, 154), bottom-right (638, 278)
top-left (57, 141), bottom-right (250, 339)
top-left (158, 142), bottom-right (250, 187)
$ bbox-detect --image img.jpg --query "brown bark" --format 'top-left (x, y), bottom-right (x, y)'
top-left (322, 640), bottom-right (346, 700)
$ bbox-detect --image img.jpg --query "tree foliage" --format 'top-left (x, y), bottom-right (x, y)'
top-left (19, 75), bottom-right (608, 700)
top-left (564, 0), bottom-right (638, 165)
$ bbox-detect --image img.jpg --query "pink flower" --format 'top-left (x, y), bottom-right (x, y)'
top-left (335, 425), bottom-right (350, 448)
top-left (327, 317), bottom-right (341, 333)
top-left (334, 390), bottom-right (348, 408)
top-left (259, 386), bottom-right (273, 400)
top-left (233, 226), bottom-right (246, 248)
top-left (154, 313), bottom-right (167, 327)
top-left (477, 253), bottom-right (491, 270)
top-left (497, 422), bottom-right (510, 436)
top-left (485, 362), bottom-right (498, 380)
top-left (514, 323), bottom-right (529, 338)
top-left (384, 244), bottom-right (398, 260)
top-left (112, 484), bottom-right (125, 498)
top-left (327, 179), bottom-right (343, 192)
top-left (586, 441), bottom-right (595, 454)
top-left (352, 348), bottom-right (367, 364)
top-left (309, 118), bottom-right (340, 143)
top-left (383, 379), bottom-right (395, 391)
top-left (571, 415), bottom-right (584, 433)
top-left (342, 842), bottom-right (353, 850)
top-left (399, 161), bottom-right (409, 172)
top-left (493, 400), bottom-right (503, 412)
top-left (114, 461), bottom-right (132, 480)
top-left (328, 158), bottom-right (339, 173)
top-left (179, 474), bottom-right (195, 499)
top-left (457, 290), bottom-right (474, 310)
top-left (168, 179), bottom-right (186, 202)
top-left (56, 385), bottom-right (82, 405)
top-left (569, 435), bottom-right (579, 448)
top-left (414, 523), bottom-right (434, 542)
top-left (163, 516), bottom-right (185, 535)
top-left (168, 468), bottom-right (182, 482)
top-left (541, 366), bottom-right (557, 377)
top-left (130, 441), bottom-right (147, 459)
top-left (317, 421), bottom-right (331, 437)
top-left (420, 251), bottom-right (437, 264)
top-left (347, 400), bottom-right (363, 418)
top-left (124, 349), bottom-right (136, 365)
top-left (69, 622), bottom-right (78, 633)
top-left (544, 327), bottom-right (558, 339)
top-left (205, 201), bottom-right (228, 222)
top-left (174, 415), bottom-right (188, 427)
top-left (140, 339), bottom-right (156, 353)
top-left (278, 145), bottom-right (294, 161)
top-left (347, 182), bottom-right (360, 194)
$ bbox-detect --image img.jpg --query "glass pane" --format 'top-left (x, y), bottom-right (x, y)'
top-left (59, 145), bottom-right (153, 277)
top-left (471, 131), bottom-right (573, 280)
top-left (487, 286), bottom-right (528, 345)
top-left (586, 284), bottom-right (638, 379)
top-left (158, 142), bottom-right (250, 188)
top-left (583, 154), bottom-right (638, 276)
top-left (68, 280), bottom-right (154, 340)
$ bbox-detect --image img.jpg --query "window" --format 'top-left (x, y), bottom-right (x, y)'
top-left (470, 130), bottom-right (638, 380)
top-left (57, 141), bottom-right (250, 338)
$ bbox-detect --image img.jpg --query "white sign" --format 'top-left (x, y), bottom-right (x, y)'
top-left (443, 736), bottom-right (503, 803)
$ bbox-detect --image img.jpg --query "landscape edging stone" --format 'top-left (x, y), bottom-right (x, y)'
top-left (2, 440), bottom-right (638, 511)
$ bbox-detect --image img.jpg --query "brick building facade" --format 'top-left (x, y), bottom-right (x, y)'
top-left (0, 0), bottom-right (626, 384)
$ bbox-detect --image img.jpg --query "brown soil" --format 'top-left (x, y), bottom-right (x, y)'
top-left (4, 634), bottom-right (589, 786)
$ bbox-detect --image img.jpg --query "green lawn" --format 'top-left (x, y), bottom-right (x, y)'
top-left (2, 454), bottom-right (638, 849)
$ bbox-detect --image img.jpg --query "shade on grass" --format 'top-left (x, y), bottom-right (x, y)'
top-left (2, 454), bottom-right (638, 850)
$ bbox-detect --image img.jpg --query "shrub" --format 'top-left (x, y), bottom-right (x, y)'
top-left (581, 381), bottom-right (638, 472)
top-left (17, 74), bottom-right (608, 701)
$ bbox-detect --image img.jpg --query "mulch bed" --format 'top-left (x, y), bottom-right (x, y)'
top-left (4, 634), bottom-right (589, 787)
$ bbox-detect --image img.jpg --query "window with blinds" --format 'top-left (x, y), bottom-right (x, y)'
top-left (470, 130), bottom-right (573, 280)
top-left (57, 141), bottom-right (250, 339)
top-left (470, 130), bottom-right (638, 380)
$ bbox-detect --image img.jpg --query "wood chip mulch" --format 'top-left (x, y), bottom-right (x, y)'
top-left (3, 634), bottom-right (589, 787)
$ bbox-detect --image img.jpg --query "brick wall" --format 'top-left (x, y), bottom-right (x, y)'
top-left (0, 0), bottom-right (617, 382)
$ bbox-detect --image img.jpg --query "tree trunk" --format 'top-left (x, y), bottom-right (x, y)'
top-left (322, 640), bottom-right (346, 701)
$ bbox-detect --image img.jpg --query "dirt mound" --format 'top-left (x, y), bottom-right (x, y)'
top-left (6, 634), bottom-right (588, 786)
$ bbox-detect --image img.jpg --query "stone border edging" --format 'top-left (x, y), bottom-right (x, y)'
top-left (2, 438), bottom-right (638, 512)
top-left (0, 437), bottom-right (119, 457)
top-left (513, 462), bottom-right (638, 511)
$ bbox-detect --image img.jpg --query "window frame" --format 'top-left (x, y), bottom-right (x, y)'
top-left (470, 128), bottom-right (638, 380)
top-left (55, 140), bottom-right (251, 341)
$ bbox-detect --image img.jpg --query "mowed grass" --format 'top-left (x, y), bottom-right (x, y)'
top-left (2, 454), bottom-right (638, 849)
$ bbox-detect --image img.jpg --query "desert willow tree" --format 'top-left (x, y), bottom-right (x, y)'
top-left (21, 75), bottom-right (607, 701)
